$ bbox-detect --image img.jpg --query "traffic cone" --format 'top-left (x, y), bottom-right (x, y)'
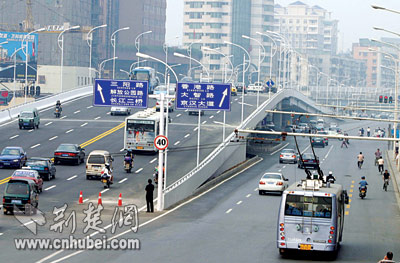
top-left (78, 191), bottom-right (83, 204)
top-left (98, 192), bottom-right (102, 205)
top-left (118, 193), bottom-right (122, 207)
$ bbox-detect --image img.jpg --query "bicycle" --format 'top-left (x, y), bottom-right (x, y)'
top-left (383, 179), bottom-right (389, 191)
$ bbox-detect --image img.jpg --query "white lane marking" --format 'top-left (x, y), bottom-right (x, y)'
top-left (80, 122), bottom-right (88, 127)
top-left (87, 106), bottom-right (93, 109)
top-left (238, 102), bottom-right (253, 107)
top-left (106, 112), bottom-right (111, 115)
top-left (301, 145), bottom-right (311, 154)
top-left (83, 198), bottom-right (89, 203)
top-left (0, 233), bottom-right (3, 236)
top-left (226, 209), bottom-right (233, 214)
top-left (94, 116), bottom-right (101, 120)
top-left (185, 109), bottom-right (188, 112)
top-left (42, 158), bottom-right (263, 263)
top-left (254, 188), bottom-right (258, 191)
top-left (184, 134), bottom-right (190, 138)
top-left (135, 168), bottom-right (143, 173)
top-left (44, 185), bottom-right (56, 191)
top-left (23, 221), bottom-right (34, 226)
top-left (174, 141), bottom-right (180, 145)
top-left (217, 110), bottom-right (221, 114)
top-left (66, 129), bottom-right (74, 134)
top-left (270, 142), bottom-right (290, 155)
top-left (324, 145), bottom-right (334, 159)
top-left (209, 115), bottom-right (214, 119)
top-left (28, 129), bottom-right (34, 133)
top-left (246, 194), bottom-right (251, 198)
top-left (100, 188), bottom-right (109, 194)
top-left (176, 114), bottom-right (182, 117)
top-left (60, 116), bottom-right (67, 119)
top-left (202, 121), bottom-right (207, 124)
top-left (235, 98), bottom-right (238, 101)
top-left (45, 122), bottom-right (53, 126)
top-left (49, 136), bottom-right (58, 141)
top-left (150, 158), bottom-right (157, 164)
top-left (278, 169), bottom-right (282, 172)
top-left (282, 165), bottom-right (286, 169)
top-left (9, 135), bottom-right (19, 139)
top-left (67, 175), bottom-right (78, 181)
top-left (30, 144), bottom-right (40, 149)
top-left (119, 178), bottom-right (127, 184)
top-left (73, 110), bottom-right (81, 114)
top-left (236, 201), bottom-right (242, 205)
top-left (120, 148), bottom-right (125, 152)
top-left (194, 127), bottom-right (199, 131)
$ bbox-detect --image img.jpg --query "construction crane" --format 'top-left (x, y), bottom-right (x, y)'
top-left (25, 0), bottom-right (34, 31)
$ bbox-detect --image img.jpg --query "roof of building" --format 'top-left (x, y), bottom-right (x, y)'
top-left (289, 1), bottom-right (307, 6)
top-left (312, 5), bottom-right (325, 10)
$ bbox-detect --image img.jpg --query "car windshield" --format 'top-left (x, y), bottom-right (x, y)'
top-left (56, 145), bottom-right (76, 152)
top-left (6, 182), bottom-right (29, 195)
top-left (263, 173), bottom-right (282, 180)
top-left (282, 149), bottom-right (295, 154)
top-left (302, 153), bottom-right (314, 159)
top-left (285, 195), bottom-right (332, 218)
top-left (155, 86), bottom-right (166, 91)
top-left (20, 112), bottom-right (34, 118)
top-left (88, 155), bottom-right (105, 164)
top-left (12, 170), bottom-right (36, 178)
top-left (26, 160), bottom-right (47, 166)
top-left (1, 148), bottom-right (20, 155)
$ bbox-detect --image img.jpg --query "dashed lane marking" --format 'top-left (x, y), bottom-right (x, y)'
top-left (217, 111), bottom-right (220, 114)
top-left (74, 110), bottom-right (81, 114)
top-left (119, 178), bottom-right (127, 184)
top-left (246, 194), bottom-right (251, 198)
top-left (135, 168), bottom-right (143, 173)
top-left (194, 127), bottom-right (199, 131)
top-left (254, 188), bottom-right (258, 191)
top-left (350, 189), bottom-right (353, 193)
top-left (226, 209), bottom-right (232, 214)
top-left (150, 158), bottom-right (157, 164)
top-left (60, 116), bottom-right (67, 119)
top-left (80, 122), bottom-right (88, 127)
top-left (278, 169), bottom-right (282, 172)
top-left (28, 129), bottom-right (34, 133)
top-left (87, 106), bottom-right (93, 109)
top-left (176, 114), bottom-right (182, 117)
top-left (236, 201), bottom-right (242, 205)
top-left (345, 211), bottom-right (349, 215)
top-left (94, 116), bottom-right (101, 120)
top-left (106, 112), bottom-right (111, 115)
top-left (202, 121), bottom-right (207, 124)
top-left (209, 115), bottom-right (214, 119)
top-left (184, 134), bottom-right (190, 138)
top-left (174, 141), bottom-right (180, 145)
top-left (9, 135), bottom-right (19, 139)
top-left (45, 185), bottom-right (56, 191)
top-left (283, 165), bottom-right (286, 169)
top-left (66, 129), bottom-right (74, 134)
top-left (49, 136), bottom-right (58, 141)
top-left (67, 175), bottom-right (78, 181)
top-left (45, 122), bottom-right (53, 126)
top-left (100, 189), bottom-right (109, 194)
top-left (30, 144), bottom-right (40, 149)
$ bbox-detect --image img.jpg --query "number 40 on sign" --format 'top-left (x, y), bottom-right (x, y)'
top-left (154, 135), bottom-right (168, 151)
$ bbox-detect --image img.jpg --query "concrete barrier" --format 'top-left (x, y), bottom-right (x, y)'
top-left (0, 86), bottom-right (92, 124)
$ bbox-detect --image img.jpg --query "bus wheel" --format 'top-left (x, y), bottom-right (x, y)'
top-left (279, 249), bottom-right (286, 257)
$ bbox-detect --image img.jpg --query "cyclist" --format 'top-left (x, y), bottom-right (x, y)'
top-left (375, 148), bottom-right (382, 166)
top-left (383, 170), bottom-right (390, 191)
top-left (378, 157), bottom-right (384, 174)
top-left (357, 152), bottom-right (364, 169)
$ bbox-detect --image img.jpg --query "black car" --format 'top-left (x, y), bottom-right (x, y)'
top-left (311, 137), bottom-right (325, 148)
top-left (26, 157), bottom-right (56, 181)
top-left (298, 153), bottom-right (319, 169)
top-left (188, 110), bottom-right (204, 116)
top-left (54, 144), bottom-right (85, 165)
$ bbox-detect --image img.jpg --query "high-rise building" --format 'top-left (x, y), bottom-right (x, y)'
top-left (182, 0), bottom-right (275, 83)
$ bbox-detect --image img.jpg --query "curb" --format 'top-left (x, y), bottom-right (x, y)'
top-left (385, 150), bottom-right (400, 210)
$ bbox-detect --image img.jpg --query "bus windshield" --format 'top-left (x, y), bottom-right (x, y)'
top-left (132, 72), bottom-right (149, 81)
top-left (284, 194), bottom-right (332, 218)
top-left (127, 120), bottom-right (155, 132)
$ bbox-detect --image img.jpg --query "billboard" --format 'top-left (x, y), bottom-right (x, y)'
top-left (0, 31), bottom-right (38, 81)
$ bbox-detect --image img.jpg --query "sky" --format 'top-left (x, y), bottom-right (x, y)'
top-left (166, 0), bottom-right (400, 52)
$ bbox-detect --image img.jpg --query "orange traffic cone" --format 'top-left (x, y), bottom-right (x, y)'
top-left (118, 193), bottom-right (122, 206)
top-left (98, 192), bottom-right (102, 205)
top-left (78, 191), bottom-right (83, 204)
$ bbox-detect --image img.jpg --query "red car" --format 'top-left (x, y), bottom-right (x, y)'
top-left (10, 169), bottom-right (43, 193)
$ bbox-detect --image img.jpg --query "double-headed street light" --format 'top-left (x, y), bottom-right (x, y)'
top-left (87, 24), bottom-right (107, 84)
top-left (11, 47), bottom-right (23, 106)
top-left (135, 30), bottom-right (152, 67)
top-left (111, 27), bottom-right (130, 79)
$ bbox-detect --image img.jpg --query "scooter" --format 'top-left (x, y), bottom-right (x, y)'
top-left (101, 170), bottom-right (113, 189)
top-left (124, 156), bottom-right (133, 173)
top-left (54, 106), bottom-right (62, 118)
top-left (359, 186), bottom-right (367, 199)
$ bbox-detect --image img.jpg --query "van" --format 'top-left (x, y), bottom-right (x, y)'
top-left (86, 150), bottom-right (113, 180)
top-left (3, 178), bottom-right (39, 215)
top-left (18, 108), bottom-right (40, 129)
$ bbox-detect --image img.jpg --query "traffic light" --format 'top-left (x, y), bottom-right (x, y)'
top-left (384, 96), bottom-right (388, 103)
top-left (379, 95), bottom-right (383, 103)
top-left (389, 96), bottom-right (393, 103)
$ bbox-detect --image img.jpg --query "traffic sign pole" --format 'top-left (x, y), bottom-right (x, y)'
top-left (197, 110), bottom-right (201, 166)
top-left (157, 93), bottom-right (165, 212)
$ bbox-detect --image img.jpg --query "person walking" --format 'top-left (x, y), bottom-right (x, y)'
top-left (357, 152), bottom-right (365, 169)
top-left (145, 179), bottom-right (155, 212)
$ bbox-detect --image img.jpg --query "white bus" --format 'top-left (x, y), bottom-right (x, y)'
top-left (277, 177), bottom-right (349, 257)
top-left (124, 109), bottom-right (161, 153)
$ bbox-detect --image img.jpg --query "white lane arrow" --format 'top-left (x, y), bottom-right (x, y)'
top-left (97, 84), bottom-right (105, 103)
top-left (219, 88), bottom-right (228, 108)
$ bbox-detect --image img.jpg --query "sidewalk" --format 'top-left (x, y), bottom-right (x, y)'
top-left (385, 150), bottom-right (400, 209)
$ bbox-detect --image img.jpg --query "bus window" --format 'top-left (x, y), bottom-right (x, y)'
top-left (133, 72), bottom-right (149, 81)
top-left (285, 195), bottom-right (332, 218)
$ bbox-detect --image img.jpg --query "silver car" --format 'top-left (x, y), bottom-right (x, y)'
top-left (110, 107), bottom-right (131, 116)
top-left (279, 149), bottom-right (297, 164)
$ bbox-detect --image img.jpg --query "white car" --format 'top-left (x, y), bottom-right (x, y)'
top-left (258, 172), bottom-right (289, 195)
top-left (110, 107), bottom-right (131, 115)
top-left (247, 82), bottom-right (265, 93)
top-left (279, 149), bottom-right (297, 164)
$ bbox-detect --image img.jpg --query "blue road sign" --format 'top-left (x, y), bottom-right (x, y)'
top-left (176, 82), bottom-right (231, 111)
top-left (93, 79), bottom-right (148, 108)
top-left (266, 79), bottom-right (275, 87)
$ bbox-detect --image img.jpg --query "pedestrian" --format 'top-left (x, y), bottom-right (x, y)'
top-left (378, 251), bottom-right (395, 263)
top-left (341, 139), bottom-right (348, 148)
top-left (378, 157), bottom-right (384, 174)
top-left (145, 179), bottom-right (155, 213)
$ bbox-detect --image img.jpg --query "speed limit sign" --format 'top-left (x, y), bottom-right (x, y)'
top-left (154, 135), bottom-right (169, 150)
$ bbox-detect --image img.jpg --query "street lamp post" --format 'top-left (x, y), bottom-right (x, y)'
top-left (58, 26), bottom-right (80, 93)
top-left (256, 32), bottom-right (278, 98)
top-left (11, 47), bottom-right (23, 106)
top-left (99, 57), bottom-right (118, 78)
top-left (111, 27), bottom-right (130, 79)
top-left (134, 30), bottom-right (152, 67)
top-left (87, 24), bottom-right (107, 85)
top-left (187, 39), bottom-right (202, 77)
top-left (119, 69), bottom-right (130, 78)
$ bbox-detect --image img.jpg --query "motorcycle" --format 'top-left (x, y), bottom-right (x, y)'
top-left (359, 186), bottom-right (367, 199)
top-left (54, 106), bottom-right (62, 118)
top-left (124, 156), bottom-right (133, 173)
top-left (101, 169), bottom-right (113, 189)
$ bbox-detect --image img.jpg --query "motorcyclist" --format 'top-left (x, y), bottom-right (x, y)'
top-left (55, 100), bottom-right (62, 113)
top-left (101, 162), bottom-right (113, 183)
top-left (326, 171), bottom-right (336, 183)
top-left (153, 164), bottom-right (165, 184)
top-left (359, 176), bottom-right (368, 193)
top-left (124, 150), bottom-right (134, 167)
top-left (378, 251), bottom-right (395, 263)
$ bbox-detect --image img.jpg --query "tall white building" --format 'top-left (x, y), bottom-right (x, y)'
top-left (274, 1), bottom-right (338, 55)
top-left (182, 0), bottom-right (275, 83)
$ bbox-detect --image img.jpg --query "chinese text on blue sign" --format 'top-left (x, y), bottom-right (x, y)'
top-left (176, 83), bottom-right (231, 111)
top-left (93, 79), bottom-right (148, 108)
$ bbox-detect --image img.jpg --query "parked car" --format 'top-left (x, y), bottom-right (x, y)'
top-left (10, 168), bottom-right (43, 193)
top-left (18, 108), bottom-right (40, 129)
top-left (25, 157), bottom-right (56, 181)
top-left (298, 153), bottom-right (320, 169)
top-left (311, 137), bottom-right (325, 148)
top-left (258, 172), bottom-right (289, 195)
top-left (279, 149), bottom-right (297, 164)
top-left (110, 107), bottom-right (131, 116)
top-left (54, 144), bottom-right (85, 165)
top-left (86, 150), bottom-right (114, 180)
top-left (3, 178), bottom-right (39, 215)
top-left (0, 146), bottom-right (27, 169)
